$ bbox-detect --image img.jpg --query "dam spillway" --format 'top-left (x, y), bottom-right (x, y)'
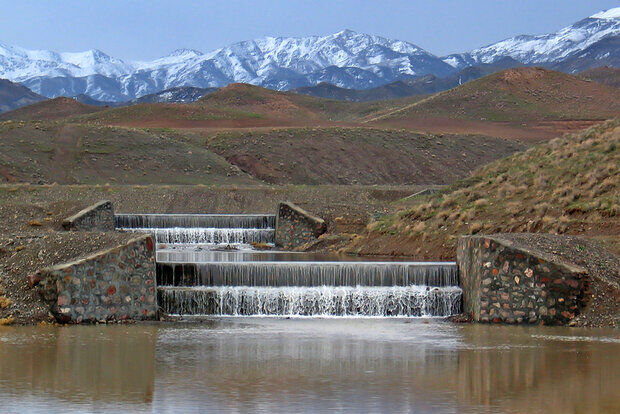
top-left (156, 261), bottom-right (459, 288)
top-left (115, 213), bottom-right (276, 229)
top-left (116, 213), bottom-right (462, 317)
top-left (116, 213), bottom-right (276, 246)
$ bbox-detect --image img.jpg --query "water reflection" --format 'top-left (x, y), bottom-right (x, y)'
top-left (0, 325), bottom-right (156, 412)
top-left (0, 320), bottom-right (618, 413)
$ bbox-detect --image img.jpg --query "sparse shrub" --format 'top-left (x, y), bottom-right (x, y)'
top-left (469, 221), bottom-right (483, 234)
top-left (473, 198), bottom-right (489, 207)
top-left (541, 215), bottom-right (555, 226)
top-left (514, 184), bottom-right (528, 194)
top-left (412, 221), bottom-right (426, 233)
top-left (534, 202), bottom-right (551, 216)
top-left (456, 210), bottom-right (474, 226)
top-left (440, 196), bottom-right (456, 209)
top-left (436, 210), bottom-right (450, 221)
top-left (533, 175), bottom-right (548, 188)
top-left (0, 317), bottom-right (14, 326)
top-left (506, 202), bottom-right (522, 215)
top-left (0, 296), bottom-right (11, 309)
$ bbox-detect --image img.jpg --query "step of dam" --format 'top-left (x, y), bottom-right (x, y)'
top-left (115, 213), bottom-right (276, 229)
top-left (125, 227), bottom-right (275, 245)
top-left (158, 285), bottom-right (463, 317)
top-left (115, 213), bottom-right (276, 245)
top-left (156, 261), bottom-right (459, 288)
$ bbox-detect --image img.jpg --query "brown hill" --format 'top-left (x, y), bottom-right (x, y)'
top-left (0, 121), bottom-right (257, 185)
top-left (0, 79), bottom-right (45, 113)
top-left (73, 83), bottom-right (396, 128)
top-left (349, 119), bottom-right (619, 259)
top-left (579, 66), bottom-right (620, 89)
top-left (206, 127), bottom-right (525, 185)
top-left (367, 67), bottom-right (620, 125)
top-left (198, 83), bottom-right (394, 121)
top-left (0, 97), bottom-right (102, 121)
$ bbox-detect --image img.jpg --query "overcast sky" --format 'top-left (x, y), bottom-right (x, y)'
top-left (0, 0), bottom-right (617, 60)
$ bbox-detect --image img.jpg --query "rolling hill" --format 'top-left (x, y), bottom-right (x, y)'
top-left (72, 83), bottom-right (397, 127)
top-left (579, 66), bottom-right (620, 88)
top-left (0, 79), bottom-right (45, 113)
top-left (367, 67), bottom-right (620, 124)
top-left (0, 97), bottom-right (102, 121)
top-left (292, 58), bottom-right (523, 102)
top-left (206, 127), bottom-right (525, 185)
top-left (0, 121), bottom-right (255, 185)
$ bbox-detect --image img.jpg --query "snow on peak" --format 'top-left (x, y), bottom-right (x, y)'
top-left (590, 7), bottom-right (620, 20)
top-left (167, 48), bottom-right (204, 57)
top-left (443, 7), bottom-right (620, 68)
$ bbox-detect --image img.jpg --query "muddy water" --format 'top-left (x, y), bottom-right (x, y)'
top-left (0, 319), bottom-right (618, 413)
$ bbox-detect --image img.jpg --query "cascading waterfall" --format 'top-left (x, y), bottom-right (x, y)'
top-left (115, 213), bottom-right (276, 229)
top-left (115, 213), bottom-right (276, 245)
top-left (119, 213), bottom-right (462, 317)
top-left (158, 286), bottom-right (462, 317)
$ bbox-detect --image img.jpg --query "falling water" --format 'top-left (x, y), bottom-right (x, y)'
top-left (158, 285), bottom-right (462, 317)
top-left (115, 214), bottom-right (276, 229)
top-left (157, 261), bottom-right (458, 287)
top-left (122, 227), bottom-right (275, 244)
top-left (119, 213), bottom-right (462, 318)
top-left (115, 213), bottom-right (276, 245)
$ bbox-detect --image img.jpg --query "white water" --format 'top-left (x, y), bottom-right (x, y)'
top-left (115, 213), bottom-right (275, 229)
top-left (159, 285), bottom-right (463, 317)
top-left (121, 227), bottom-right (275, 244)
top-left (157, 261), bottom-right (459, 287)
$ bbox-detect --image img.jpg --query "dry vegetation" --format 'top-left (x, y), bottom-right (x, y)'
top-left (350, 119), bottom-right (619, 259)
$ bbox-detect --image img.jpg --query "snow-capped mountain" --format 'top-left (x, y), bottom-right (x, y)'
top-left (0, 30), bottom-right (453, 101)
top-left (0, 8), bottom-right (618, 101)
top-left (443, 7), bottom-right (620, 69)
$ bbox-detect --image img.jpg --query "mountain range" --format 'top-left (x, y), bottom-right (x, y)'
top-left (0, 7), bottom-right (618, 102)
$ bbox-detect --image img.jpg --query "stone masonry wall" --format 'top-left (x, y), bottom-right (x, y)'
top-left (62, 200), bottom-right (115, 231)
top-left (275, 202), bottom-right (327, 249)
top-left (457, 235), bottom-right (590, 325)
top-left (37, 234), bottom-right (157, 323)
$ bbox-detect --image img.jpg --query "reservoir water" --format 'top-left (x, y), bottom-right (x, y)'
top-left (0, 320), bottom-right (618, 413)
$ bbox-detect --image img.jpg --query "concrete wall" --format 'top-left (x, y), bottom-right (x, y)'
top-left (275, 202), bottom-right (327, 249)
top-left (457, 235), bottom-right (590, 325)
top-left (62, 200), bottom-right (115, 231)
top-left (37, 234), bottom-right (157, 323)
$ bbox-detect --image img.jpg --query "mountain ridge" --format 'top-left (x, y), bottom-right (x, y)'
top-left (0, 7), bottom-right (618, 101)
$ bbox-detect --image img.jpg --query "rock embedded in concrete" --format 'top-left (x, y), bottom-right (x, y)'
top-left (37, 234), bottom-right (157, 323)
top-left (62, 200), bottom-right (115, 231)
top-left (457, 234), bottom-right (590, 325)
top-left (275, 202), bottom-right (326, 249)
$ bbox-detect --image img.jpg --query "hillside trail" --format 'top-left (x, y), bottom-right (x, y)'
top-left (361, 92), bottom-right (445, 123)
top-left (51, 125), bottom-right (83, 183)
